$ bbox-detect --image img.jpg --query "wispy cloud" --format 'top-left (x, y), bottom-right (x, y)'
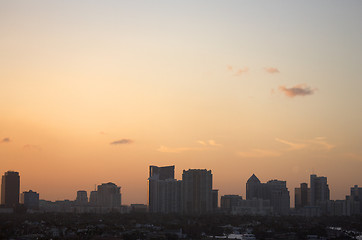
top-left (265, 67), bottom-right (280, 74)
top-left (1, 138), bottom-right (10, 143)
top-left (197, 140), bottom-right (222, 147)
top-left (234, 67), bottom-right (249, 76)
top-left (275, 138), bottom-right (307, 151)
top-left (344, 153), bottom-right (362, 162)
top-left (307, 137), bottom-right (335, 150)
top-left (279, 84), bottom-right (315, 98)
top-left (110, 139), bottom-right (133, 145)
top-left (157, 145), bottom-right (204, 153)
top-left (237, 149), bottom-right (281, 158)
top-left (276, 137), bottom-right (335, 151)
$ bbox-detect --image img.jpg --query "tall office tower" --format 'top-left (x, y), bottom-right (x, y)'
top-left (1, 171), bottom-right (20, 207)
top-left (97, 182), bottom-right (121, 209)
top-left (76, 190), bottom-right (88, 205)
top-left (212, 189), bottom-right (219, 211)
top-left (89, 191), bottom-right (98, 206)
top-left (350, 185), bottom-right (362, 214)
top-left (182, 169), bottom-right (213, 214)
top-left (265, 180), bottom-right (290, 215)
top-left (310, 174), bottom-right (330, 206)
top-left (148, 165), bottom-right (181, 213)
top-left (20, 190), bottom-right (39, 210)
top-left (246, 174), bottom-right (264, 200)
top-left (295, 183), bottom-right (310, 209)
top-left (220, 195), bottom-right (243, 213)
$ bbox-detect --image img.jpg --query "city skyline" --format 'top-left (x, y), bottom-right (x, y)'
top-left (1, 1), bottom-right (362, 205)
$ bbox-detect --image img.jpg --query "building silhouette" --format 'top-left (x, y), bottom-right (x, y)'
top-left (182, 169), bottom-right (213, 214)
top-left (148, 165), bottom-right (182, 213)
top-left (212, 189), bottom-right (219, 211)
top-left (97, 182), bottom-right (121, 212)
top-left (1, 171), bottom-right (20, 207)
top-left (221, 195), bottom-right (243, 213)
top-left (295, 183), bottom-right (310, 209)
top-left (21, 190), bottom-right (39, 210)
top-left (76, 190), bottom-right (88, 205)
top-left (310, 174), bottom-right (330, 206)
top-left (245, 174), bottom-right (290, 215)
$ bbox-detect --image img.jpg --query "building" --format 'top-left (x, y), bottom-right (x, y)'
top-left (76, 190), bottom-right (88, 205)
top-left (97, 182), bottom-right (121, 212)
top-left (245, 174), bottom-right (290, 215)
top-left (89, 191), bottom-right (97, 205)
top-left (182, 169), bottom-right (213, 214)
top-left (246, 174), bottom-right (263, 200)
top-left (231, 198), bottom-right (272, 216)
top-left (148, 165), bottom-right (182, 213)
top-left (221, 195), bottom-right (242, 213)
top-left (1, 171), bottom-right (20, 207)
top-left (20, 190), bottom-right (39, 210)
top-left (295, 183), bottom-right (310, 209)
top-left (350, 185), bottom-right (362, 214)
top-left (265, 180), bottom-right (290, 215)
top-left (310, 174), bottom-right (330, 206)
top-left (212, 189), bottom-right (219, 211)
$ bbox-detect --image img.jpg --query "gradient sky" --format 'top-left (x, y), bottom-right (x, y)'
top-left (1, 1), bottom-right (362, 205)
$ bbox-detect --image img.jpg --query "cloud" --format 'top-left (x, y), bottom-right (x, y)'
top-left (234, 67), bottom-right (249, 76)
top-left (237, 149), bottom-right (281, 158)
top-left (157, 145), bottom-right (204, 153)
top-left (23, 144), bottom-right (42, 151)
top-left (110, 139), bottom-right (133, 145)
top-left (99, 131), bottom-right (107, 135)
top-left (265, 67), bottom-right (280, 74)
top-left (227, 65), bottom-right (233, 71)
top-left (276, 137), bottom-right (335, 151)
top-left (275, 138), bottom-right (307, 151)
top-left (279, 84), bottom-right (315, 98)
top-left (307, 137), bottom-right (335, 150)
top-left (197, 140), bottom-right (222, 147)
top-left (1, 137), bottom-right (10, 143)
top-left (344, 153), bottom-right (362, 162)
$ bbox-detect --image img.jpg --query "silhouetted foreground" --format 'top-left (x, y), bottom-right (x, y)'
top-left (1, 213), bottom-right (362, 239)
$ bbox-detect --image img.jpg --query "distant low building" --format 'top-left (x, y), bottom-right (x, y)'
top-left (221, 195), bottom-right (242, 213)
top-left (21, 190), bottom-right (39, 210)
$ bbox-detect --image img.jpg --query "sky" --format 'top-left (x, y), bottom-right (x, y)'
top-left (1, 0), bottom-right (362, 205)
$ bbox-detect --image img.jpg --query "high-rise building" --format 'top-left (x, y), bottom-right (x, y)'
top-left (20, 190), bottom-right (39, 210)
top-left (350, 185), bottom-right (362, 214)
top-left (148, 165), bottom-right (182, 213)
top-left (76, 190), bottom-right (88, 205)
top-left (310, 174), bottom-right (330, 206)
top-left (245, 174), bottom-right (290, 215)
top-left (221, 195), bottom-right (242, 213)
top-left (212, 189), bottom-right (219, 211)
top-left (89, 191), bottom-right (98, 206)
top-left (1, 171), bottom-right (20, 207)
top-left (182, 169), bottom-right (213, 214)
top-left (295, 183), bottom-right (310, 209)
top-left (246, 174), bottom-right (264, 200)
top-left (97, 182), bottom-right (121, 210)
top-left (265, 180), bottom-right (290, 215)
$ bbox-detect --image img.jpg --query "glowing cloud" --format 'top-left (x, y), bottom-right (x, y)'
top-left (110, 139), bottom-right (133, 145)
top-left (265, 67), bottom-right (280, 74)
top-left (279, 84), bottom-right (315, 98)
top-left (197, 140), bottom-right (222, 147)
top-left (275, 138), bottom-right (307, 151)
top-left (234, 67), bottom-right (249, 76)
top-left (23, 144), bottom-right (42, 151)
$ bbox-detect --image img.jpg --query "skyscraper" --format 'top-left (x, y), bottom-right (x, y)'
top-left (1, 171), bottom-right (20, 207)
top-left (148, 165), bottom-right (181, 213)
top-left (182, 169), bottom-right (213, 214)
top-left (97, 182), bottom-right (121, 211)
top-left (295, 183), bottom-right (310, 209)
top-left (245, 174), bottom-right (290, 215)
top-left (310, 174), bottom-right (330, 206)
top-left (76, 190), bottom-right (88, 205)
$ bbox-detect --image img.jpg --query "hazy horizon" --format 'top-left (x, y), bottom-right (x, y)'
top-left (1, 1), bottom-right (362, 205)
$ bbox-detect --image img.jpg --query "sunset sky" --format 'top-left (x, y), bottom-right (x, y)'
top-left (1, 1), bottom-right (362, 205)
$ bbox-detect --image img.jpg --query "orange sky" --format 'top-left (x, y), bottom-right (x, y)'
top-left (1, 1), bottom-right (362, 205)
